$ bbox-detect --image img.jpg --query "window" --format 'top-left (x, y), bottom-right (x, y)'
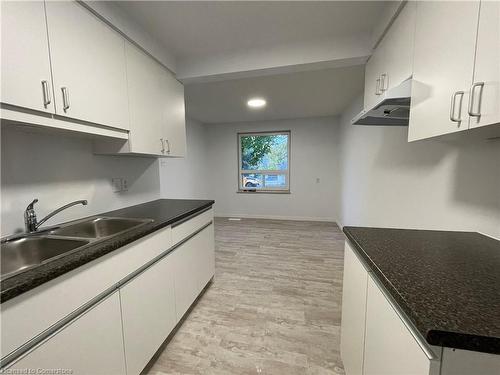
top-left (238, 131), bottom-right (290, 192)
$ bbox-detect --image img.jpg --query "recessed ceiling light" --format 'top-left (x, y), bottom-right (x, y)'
top-left (247, 98), bottom-right (267, 109)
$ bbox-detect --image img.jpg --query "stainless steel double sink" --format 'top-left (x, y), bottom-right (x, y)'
top-left (1, 217), bottom-right (153, 280)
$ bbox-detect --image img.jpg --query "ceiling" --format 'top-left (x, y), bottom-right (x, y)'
top-left (185, 65), bottom-right (364, 124)
top-left (113, 1), bottom-right (388, 61)
top-left (111, 1), bottom-right (380, 123)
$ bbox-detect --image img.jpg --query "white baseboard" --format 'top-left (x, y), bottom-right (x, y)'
top-left (215, 213), bottom-right (339, 224)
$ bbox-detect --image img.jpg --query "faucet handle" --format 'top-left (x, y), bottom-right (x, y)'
top-left (26, 199), bottom-right (39, 211)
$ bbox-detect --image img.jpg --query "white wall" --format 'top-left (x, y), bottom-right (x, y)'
top-left (206, 117), bottom-right (338, 221)
top-left (159, 119), bottom-right (211, 200)
top-left (336, 96), bottom-right (500, 239)
top-left (1, 127), bottom-right (160, 236)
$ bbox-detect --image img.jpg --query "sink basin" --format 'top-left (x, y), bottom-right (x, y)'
top-left (1, 237), bottom-right (90, 278)
top-left (49, 217), bottom-right (151, 239)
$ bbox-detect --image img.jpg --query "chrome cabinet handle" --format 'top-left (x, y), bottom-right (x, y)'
top-left (160, 138), bottom-right (165, 154)
top-left (468, 82), bottom-right (485, 117)
top-left (375, 78), bottom-right (381, 95)
top-left (41, 80), bottom-right (51, 107)
top-left (61, 87), bottom-right (70, 112)
top-left (165, 139), bottom-right (170, 154)
top-left (380, 73), bottom-right (388, 92)
top-left (450, 91), bottom-right (465, 123)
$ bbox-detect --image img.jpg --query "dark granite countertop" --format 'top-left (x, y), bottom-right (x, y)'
top-left (343, 226), bottom-right (500, 355)
top-left (1, 199), bottom-right (214, 304)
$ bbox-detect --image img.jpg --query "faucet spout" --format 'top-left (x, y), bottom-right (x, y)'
top-left (24, 199), bottom-right (88, 233)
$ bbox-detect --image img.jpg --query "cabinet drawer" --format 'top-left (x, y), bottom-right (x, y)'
top-left (171, 208), bottom-right (213, 245)
top-left (1, 226), bottom-right (171, 358)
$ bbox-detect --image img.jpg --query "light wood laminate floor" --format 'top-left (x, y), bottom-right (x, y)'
top-left (147, 217), bottom-right (346, 375)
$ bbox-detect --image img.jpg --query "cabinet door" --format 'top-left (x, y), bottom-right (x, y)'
top-left (170, 224), bottom-right (214, 321)
top-left (120, 255), bottom-right (177, 375)
top-left (363, 2), bottom-right (416, 112)
top-left (125, 42), bottom-right (164, 155)
top-left (7, 292), bottom-right (126, 375)
top-left (469, 1), bottom-right (500, 129)
top-left (170, 234), bottom-right (198, 321)
top-left (409, 1), bottom-right (480, 141)
top-left (160, 70), bottom-right (187, 157)
top-left (340, 241), bottom-right (369, 375)
top-left (363, 275), bottom-right (432, 375)
top-left (364, 47), bottom-right (384, 110)
top-left (0, 1), bottom-right (54, 114)
top-left (376, 2), bottom-right (416, 93)
top-left (45, 1), bottom-right (129, 130)
top-left (196, 223), bottom-right (215, 288)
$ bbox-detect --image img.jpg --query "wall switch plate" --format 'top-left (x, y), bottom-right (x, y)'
top-left (112, 178), bottom-right (122, 192)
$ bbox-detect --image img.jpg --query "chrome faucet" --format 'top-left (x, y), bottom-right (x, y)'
top-left (24, 199), bottom-right (88, 233)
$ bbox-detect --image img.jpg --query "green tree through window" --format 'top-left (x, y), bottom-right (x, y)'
top-left (239, 132), bottom-right (290, 191)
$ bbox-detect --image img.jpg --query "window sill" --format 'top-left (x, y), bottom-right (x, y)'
top-left (237, 190), bottom-right (291, 194)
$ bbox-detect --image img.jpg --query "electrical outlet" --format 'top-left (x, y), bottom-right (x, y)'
top-left (122, 178), bottom-right (128, 191)
top-left (111, 178), bottom-right (122, 193)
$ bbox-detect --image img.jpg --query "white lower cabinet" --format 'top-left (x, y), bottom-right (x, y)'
top-left (340, 242), bottom-right (369, 375)
top-left (340, 241), bottom-right (500, 375)
top-left (340, 241), bottom-right (438, 375)
top-left (1, 209), bottom-right (215, 375)
top-left (171, 223), bottom-right (215, 321)
top-left (363, 275), bottom-right (436, 375)
top-left (197, 224), bottom-right (216, 289)
top-left (120, 255), bottom-right (177, 375)
top-left (7, 292), bottom-right (126, 375)
top-left (440, 347), bottom-right (500, 375)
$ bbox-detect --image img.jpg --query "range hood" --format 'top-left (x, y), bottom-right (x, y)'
top-left (352, 79), bottom-right (412, 126)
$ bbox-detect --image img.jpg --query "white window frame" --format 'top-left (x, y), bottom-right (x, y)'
top-left (237, 130), bottom-right (291, 193)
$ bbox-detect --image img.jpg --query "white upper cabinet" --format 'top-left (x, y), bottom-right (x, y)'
top-left (45, 1), bottom-right (129, 130)
top-left (160, 70), bottom-right (187, 157)
top-left (364, 2), bottom-right (416, 110)
top-left (408, 1), bottom-right (480, 141)
top-left (364, 44), bottom-right (384, 110)
top-left (376, 2), bottom-right (416, 93)
top-left (125, 42), bottom-right (165, 155)
top-left (96, 42), bottom-right (187, 157)
top-left (469, 1), bottom-right (500, 129)
top-left (0, 1), bottom-right (54, 114)
top-left (1, 1), bottom-right (185, 156)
